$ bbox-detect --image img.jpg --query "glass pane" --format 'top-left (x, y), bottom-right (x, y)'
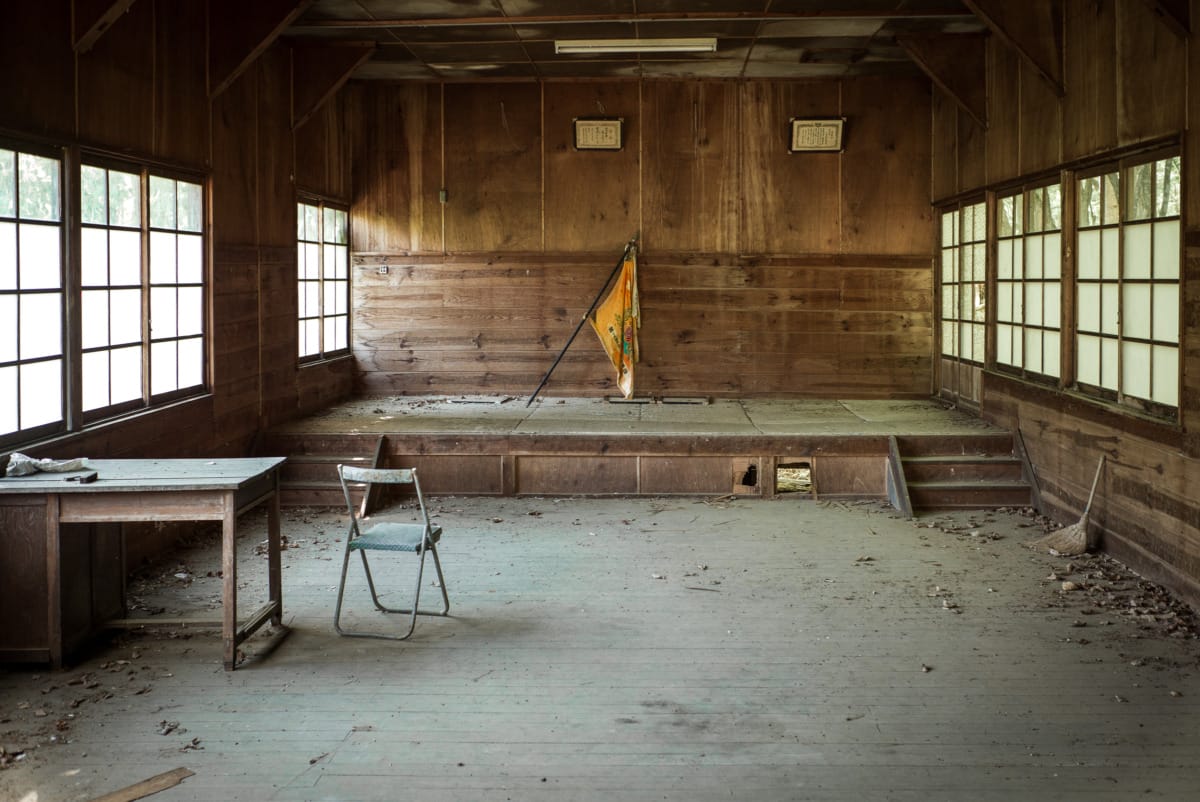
top-left (304, 243), bottom-right (320, 279)
top-left (1155, 156), bottom-right (1180, 217)
top-left (1045, 184), bottom-right (1061, 230)
top-left (109, 170), bottom-right (141, 228)
top-left (997, 240), bottom-right (1012, 279)
top-left (941, 212), bottom-right (957, 247)
top-left (1100, 337), bottom-right (1118, 390)
top-left (998, 196), bottom-right (1014, 238)
top-left (1025, 234), bottom-right (1043, 279)
top-left (18, 153), bottom-right (60, 222)
top-left (150, 231), bottom-right (176, 284)
top-left (941, 321), bottom-right (956, 356)
top-left (149, 176), bottom-right (176, 229)
top-left (970, 203), bottom-right (986, 241)
top-left (1028, 187), bottom-right (1044, 232)
top-left (1153, 220), bottom-right (1180, 280)
top-left (323, 244), bottom-right (338, 279)
top-left (150, 287), bottom-right (177, 338)
top-left (19, 223), bottom-right (62, 290)
top-left (971, 322), bottom-right (985, 363)
top-left (304, 319), bottom-right (320, 356)
top-left (1122, 341), bottom-right (1151, 399)
top-left (323, 316), bottom-right (338, 353)
top-left (150, 341), bottom-right (176, 395)
top-left (1078, 176), bottom-right (1100, 227)
top-left (304, 205), bottom-right (320, 242)
top-left (1044, 282), bottom-right (1061, 330)
top-left (0, 365), bottom-right (16, 434)
top-left (333, 244), bottom-right (348, 279)
top-left (1122, 284), bottom-right (1151, 339)
top-left (323, 280), bottom-right (338, 316)
top-left (1101, 284), bottom-right (1119, 335)
top-left (0, 149), bottom-right (13, 218)
top-left (1152, 345), bottom-right (1178, 406)
top-left (81, 165), bottom-right (107, 225)
top-left (1077, 284), bottom-right (1099, 332)
top-left (177, 337), bottom-right (203, 388)
top-left (1102, 172), bottom-right (1120, 225)
top-left (1124, 224), bottom-right (1151, 279)
top-left (81, 227), bottom-right (109, 286)
top-left (304, 281), bottom-right (319, 317)
top-left (334, 281), bottom-right (348, 315)
top-left (111, 345), bottom-right (142, 404)
top-left (1128, 162), bottom-right (1153, 221)
top-left (1025, 283), bottom-right (1043, 326)
top-left (297, 204), bottom-right (307, 240)
top-left (333, 315), bottom-right (347, 350)
top-left (333, 210), bottom-right (348, 244)
top-left (996, 323), bottom-right (1012, 365)
top-left (971, 243), bottom-right (986, 282)
top-left (0, 296), bottom-right (15, 361)
top-left (20, 293), bottom-right (62, 359)
top-left (1077, 335), bottom-right (1100, 386)
top-left (1101, 229), bottom-right (1119, 279)
top-left (941, 287), bottom-right (954, 320)
top-left (298, 320), bottom-right (314, 357)
top-left (20, 359), bottom-right (62, 427)
top-left (177, 181), bottom-right (202, 232)
top-left (1044, 331), bottom-right (1061, 378)
top-left (177, 234), bottom-right (203, 284)
top-left (111, 288), bottom-right (142, 344)
top-left (941, 249), bottom-right (956, 284)
top-left (1043, 232), bottom-right (1061, 279)
top-left (1, 222), bottom-right (18, 290)
top-left (82, 350), bottom-right (110, 411)
top-left (178, 287), bottom-right (203, 336)
top-left (997, 285), bottom-right (1013, 323)
top-left (1152, 285), bottom-right (1179, 344)
top-left (110, 229), bottom-right (141, 286)
top-left (82, 289), bottom-right (110, 349)
top-left (1025, 329), bottom-right (1043, 373)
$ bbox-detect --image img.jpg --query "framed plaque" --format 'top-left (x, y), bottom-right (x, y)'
top-left (574, 118), bottom-right (624, 151)
top-left (789, 118), bottom-right (845, 152)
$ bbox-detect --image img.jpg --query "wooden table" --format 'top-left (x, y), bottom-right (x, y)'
top-left (0, 457), bottom-right (287, 670)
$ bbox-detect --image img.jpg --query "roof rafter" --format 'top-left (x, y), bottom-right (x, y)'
top-left (898, 33), bottom-right (988, 129)
top-left (292, 41), bottom-right (375, 130)
top-left (73, 0), bottom-right (139, 53)
top-left (963, 0), bottom-right (1063, 97)
top-left (210, 0), bottom-right (315, 98)
top-left (1137, 0), bottom-right (1190, 37)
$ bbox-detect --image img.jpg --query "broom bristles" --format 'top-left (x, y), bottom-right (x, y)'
top-left (1027, 520), bottom-right (1089, 556)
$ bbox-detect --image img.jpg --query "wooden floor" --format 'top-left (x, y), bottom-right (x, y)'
top-left (3, 496), bottom-right (1200, 800)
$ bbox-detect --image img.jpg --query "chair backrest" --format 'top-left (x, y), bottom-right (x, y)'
top-left (337, 465), bottom-right (433, 533)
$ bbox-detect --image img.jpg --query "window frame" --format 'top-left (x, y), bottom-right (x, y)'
top-left (938, 198), bottom-right (987, 368)
top-left (297, 197), bottom-right (350, 363)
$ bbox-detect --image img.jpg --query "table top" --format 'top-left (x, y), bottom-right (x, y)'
top-left (0, 457), bottom-right (287, 494)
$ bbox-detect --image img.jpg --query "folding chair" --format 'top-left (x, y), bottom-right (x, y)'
top-left (333, 465), bottom-right (450, 640)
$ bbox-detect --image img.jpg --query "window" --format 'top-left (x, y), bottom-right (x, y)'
top-left (996, 183), bottom-right (1062, 379)
top-left (1, 147), bottom-right (64, 442)
top-left (940, 200), bottom-right (986, 365)
top-left (297, 200), bottom-right (349, 360)
top-left (1076, 154), bottom-right (1180, 412)
top-left (148, 175), bottom-right (205, 397)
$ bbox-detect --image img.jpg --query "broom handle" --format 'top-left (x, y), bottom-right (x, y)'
top-left (1081, 455), bottom-right (1105, 517)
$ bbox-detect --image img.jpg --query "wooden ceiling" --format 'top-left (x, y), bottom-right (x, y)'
top-left (284, 0), bottom-right (989, 81)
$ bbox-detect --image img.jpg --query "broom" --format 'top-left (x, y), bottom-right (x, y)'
top-left (1028, 455), bottom-right (1105, 556)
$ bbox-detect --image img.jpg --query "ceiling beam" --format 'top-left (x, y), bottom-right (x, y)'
top-left (1138, 0), bottom-right (1190, 37)
top-left (898, 34), bottom-right (988, 129)
top-left (291, 41), bottom-right (375, 130)
top-left (73, 0), bottom-right (138, 53)
top-left (209, 0), bottom-right (315, 98)
top-left (963, 0), bottom-right (1063, 97)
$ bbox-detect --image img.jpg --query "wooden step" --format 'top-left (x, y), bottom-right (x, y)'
top-left (907, 480), bottom-right (1033, 509)
top-left (902, 455), bottom-right (1024, 484)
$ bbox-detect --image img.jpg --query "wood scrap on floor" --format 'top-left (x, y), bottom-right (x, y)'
top-left (88, 767), bottom-right (194, 802)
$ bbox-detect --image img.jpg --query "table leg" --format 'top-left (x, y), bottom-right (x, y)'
top-left (222, 492), bottom-right (237, 671)
top-left (268, 475), bottom-right (283, 627)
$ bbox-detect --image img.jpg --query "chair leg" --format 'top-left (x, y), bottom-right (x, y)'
top-left (333, 545), bottom-right (450, 641)
top-left (332, 542), bottom-right (355, 636)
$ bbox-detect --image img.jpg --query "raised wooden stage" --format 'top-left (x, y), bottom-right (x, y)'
top-left (263, 397), bottom-right (1035, 510)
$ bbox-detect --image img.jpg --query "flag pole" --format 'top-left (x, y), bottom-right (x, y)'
top-left (525, 232), bottom-right (639, 408)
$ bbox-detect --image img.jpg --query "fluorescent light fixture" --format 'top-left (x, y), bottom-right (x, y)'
top-left (555, 37), bottom-right (717, 55)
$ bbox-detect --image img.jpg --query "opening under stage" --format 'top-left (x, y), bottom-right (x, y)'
top-left (265, 397), bottom-right (1033, 508)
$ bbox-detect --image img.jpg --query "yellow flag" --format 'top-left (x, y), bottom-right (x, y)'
top-left (588, 249), bottom-right (640, 398)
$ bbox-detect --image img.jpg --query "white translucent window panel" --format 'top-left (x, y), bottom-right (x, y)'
top-left (177, 337), bottom-right (203, 388)
top-left (323, 316), bottom-right (338, 352)
top-left (332, 280), bottom-right (348, 315)
top-left (941, 321), bottom-right (957, 356)
top-left (1025, 283), bottom-right (1043, 326)
top-left (110, 289), bottom-right (141, 345)
top-left (1077, 335), bottom-right (1100, 386)
top-left (304, 243), bottom-right (320, 280)
top-left (177, 183), bottom-right (202, 233)
top-left (19, 293), bottom-right (61, 359)
top-left (959, 323), bottom-right (973, 359)
top-left (1101, 229), bottom-right (1119, 279)
top-left (0, 365), bottom-right (17, 434)
top-left (997, 240), bottom-right (1013, 279)
top-left (1011, 323), bottom-right (1024, 366)
top-left (0, 296), bottom-right (15, 362)
top-left (1101, 284), bottom-right (1119, 335)
top-left (971, 284), bottom-right (986, 322)
top-left (177, 287), bottom-right (203, 336)
top-left (1044, 282), bottom-right (1061, 330)
top-left (1153, 220), bottom-right (1180, 280)
top-left (302, 204), bottom-right (320, 241)
top-left (149, 176), bottom-right (176, 229)
top-left (997, 282), bottom-right (1013, 322)
top-left (177, 234), bottom-right (203, 284)
top-left (971, 322), bottom-right (985, 362)
top-left (997, 323), bottom-right (1013, 365)
top-left (80, 165), bottom-right (108, 225)
top-left (150, 341), bottom-right (177, 395)
top-left (1152, 285), bottom-right (1179, 344)
top-left (968, 203), bottom-right (986, 240)
top-left (1025, 234), bottom-right (1043, 279)
top-left (1124, 224), bottom-right (1152, 279)
top-left (303, 281), bottom-right (320, 318)
top-left (971, 243), bottom-right (986, 281)
top-left (81, 290), bottom-right (110, 349)
top-left (149, 231), bottom-right (176, 284)
top-left (19, 223), bottom-right (62, 290)
top-left (1122, 341), bottom-right (1151, 400)
top-left (82, 350), bottom-right (110, 411)
top-left (323, 280), bottom-right (338, 316)
top-left (333, 245), bottom-right (348, 279)
top-left (941, 249), bottom-right (956, 283)
top-left (302, 319), bottom-right (321, 357)
top-left (1044, 330), bottom-right (1061, 377)
top-left (18, 154), bottom-right (60, 222)
top-left (1024, 329), bottom-right (1043, 374)
top-left (20, 359), bottom-right (62, 427)
top-left (110, 229), bottom-right (141, 286)
top-left (150, 287), bottom-right (178, 338)
top-left (1044, 233), bottom-right (1061, 279)
top-left (0, 222), bottom-right (16, 290)
top-left (323, 244), bottom-right (338, 279)
top-left (1077, 230), bottom-right (1100, 279)
top-left (111, 345), bottom-right (142, 404)
top-left (1121, 284), bottom-right (1151, 339)
top-left (1152, 345), bottom-right (1179, 407)
top-left (109, 171), bottom-right (141, 228)
top-left (1077, 284), bottom-right (1100, 332)
top-left (81, 228), bottom-right (109, 285)
top-left (1100, 338), bottom-right (1118, 390)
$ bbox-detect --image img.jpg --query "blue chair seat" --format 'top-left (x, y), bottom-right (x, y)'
top-left (350, 523), bottom-right (443, 553)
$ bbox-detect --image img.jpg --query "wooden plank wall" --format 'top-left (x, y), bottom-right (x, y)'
top-left (0, 1), bottom-right (355, 462)
top-left (931, 1), bottom-right (1200, 606)
top-left (347, 75), bottom-right (934, 399)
